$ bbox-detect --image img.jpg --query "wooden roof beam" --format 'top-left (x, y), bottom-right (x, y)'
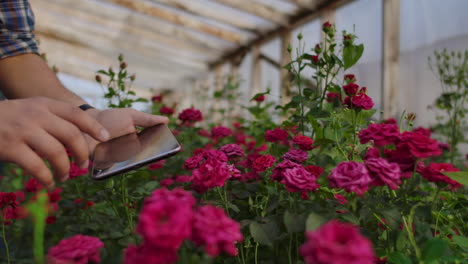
top-left (212, 0), bottom-right (290, 25)
top-left (33, 0), bottom-right (225, 60)
top-left (285, 0), bottom-right (322, 9)
top-left (151, 0), bottom-right (262, 33)
top-left (104, 0), bottom-right (249, 44)
top-left (210, 0), bottom-right (355, 69)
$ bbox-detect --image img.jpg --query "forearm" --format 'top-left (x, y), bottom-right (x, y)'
top-left (0, 53), bottom-right (87, 106)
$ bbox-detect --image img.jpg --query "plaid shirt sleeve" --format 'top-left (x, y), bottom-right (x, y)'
top-left (0, 0), bottom-right (39, 59)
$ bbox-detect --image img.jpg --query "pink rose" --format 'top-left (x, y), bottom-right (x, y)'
top-left (271, 160), bottom-right (302, 181)
top-left (220, 144), bottom-right (244, 158)
top-left (202, 149), bottom-right (228, 162)
top-left (252, 155), bottom-right (277, 172)
top-left (265, 127), bottom-right (288, 143)
top-left (191, 159), bottom-right (231, 193)
top-left (412, 126), bottom-right (431, 137)
top-left (48, 235), bottom-right (104, 264)
top-left (358, 123), bottom-right (401, 147)
top-left (191, 205), bottom-right (243, 257)
top-left (184, 155), bottom-right (204, 170)
top-left (211, 126), bottom-right (232, 138)
top-left (282, 148), bottom-right (309, 163)
top-left (137, 189), bottom-right (194, 250)
top-left (281, 167), bottom-right (320, 192)
top-left (399, 131), bottom-right (441, 158)
top-left (292, 135), bottom-right (314, 150)
top-left (328, 161), bottom-right (372, 196)
top-left (178, 108), bottom-right (203, 123)
top-left (417, 162), bottom-right (461, 189)
top-left (300, 220), bottom-right (375, 264)
top-left (365, 158), bottom-right (401, 190)
top-left (124, 244), bottom-right (178, 264)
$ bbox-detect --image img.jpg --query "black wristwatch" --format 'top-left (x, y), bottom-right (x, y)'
top-left (78, 104), bottom-right (95, 111)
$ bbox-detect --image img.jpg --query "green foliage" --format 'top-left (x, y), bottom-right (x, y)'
top-left (95, 54), bottom-right (148, 108)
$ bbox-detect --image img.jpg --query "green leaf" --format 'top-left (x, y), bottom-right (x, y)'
top-left (127, 91), bottom-right (136, 96)
top-left (305, 212), bottom-right (325, 231)
top-left (387, 252), bottom-right (412, 264)
top-left (97, 69), bottom-right (109, 76)
top-left (284, 211), bottom-right (305, 233)
top-left (249, 222), bottom-right (273, 247)
top-left (421, 238), bottom-right (447, 263)
top-left (452, 236), bottom-right (468, 251)
top-left (343, 44), bottom-right (364, 70)
top-left (443, 171), bottom-right (468, 186)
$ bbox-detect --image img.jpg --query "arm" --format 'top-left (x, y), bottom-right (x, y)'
top-left (0, 53), bottom-right (87, 106)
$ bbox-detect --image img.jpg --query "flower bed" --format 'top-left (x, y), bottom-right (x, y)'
top-left (0, 23), bottom-right (467, 264)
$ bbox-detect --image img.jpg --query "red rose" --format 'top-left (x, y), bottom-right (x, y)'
top-left (265, 127), bottom-right (288, 143)
top-left (178, 108), bottom-right (203, 123)
top-left (254, 94), bottom-right (265, 102)
top-left (311, 55), bottom-right (320, 64)
top-left (159, 105), bottom-right (175, 116)
top-left (358, 123), bottom-right (401, 147)
top-left (322, 21), bottom-right (333, 30)
top-left (151, 95), bottom-right (163, 103)
top-left (344, 74), bottom-right (356, 83)
top-left (350, 93), bottom-right (374, 110)
top-left (252, 155), bottom-right (277, 172)
top-left (271, 160), bottom-right (301, 181)
top-left (292, 135), bottom-right (314, 150)
top-left (305, 165), bottom-right (324, 177)
top-left (399, 131), bottom-right (441, 159)
top-left (192, 159), bottom-right (231, 193)
top-left (343, 83), bottom-right (359, 96)
top-left (326, 92), bottom-right (342, 103)
top-left (211, 126), bottom-right (232, 138)
top-left (417, 162), bottom-right (461, 189)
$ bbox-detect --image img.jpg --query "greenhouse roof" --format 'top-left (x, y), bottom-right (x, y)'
top-left (32, 0), bottom-right (351, 92)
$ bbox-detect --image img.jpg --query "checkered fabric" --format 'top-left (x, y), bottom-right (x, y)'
top-left (0, 0), bottom-right (39, 59)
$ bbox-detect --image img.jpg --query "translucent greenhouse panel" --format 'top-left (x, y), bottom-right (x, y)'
top-left (336, 0), bottom-right (383, 113)
top-left (399, 0), bottom-right (468, 126)
top-left (261, 38), bottom-right (281, 106)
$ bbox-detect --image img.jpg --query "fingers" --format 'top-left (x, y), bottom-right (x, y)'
top-left (10, 145), bottom-right (55, 189)
top-left (44, 115), bottom-right (91, 165)
top-left (26, 130), bottom-right (70, 183)
top-left (129, 109), bottom-right (169, 127)
top-left (47, 101), bottom-right (110, 142)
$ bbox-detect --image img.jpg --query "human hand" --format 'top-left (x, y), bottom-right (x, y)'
top-left (85, 108), bottom-right (169, 153)
top-left (0, 97), bottom-right (110, 188)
